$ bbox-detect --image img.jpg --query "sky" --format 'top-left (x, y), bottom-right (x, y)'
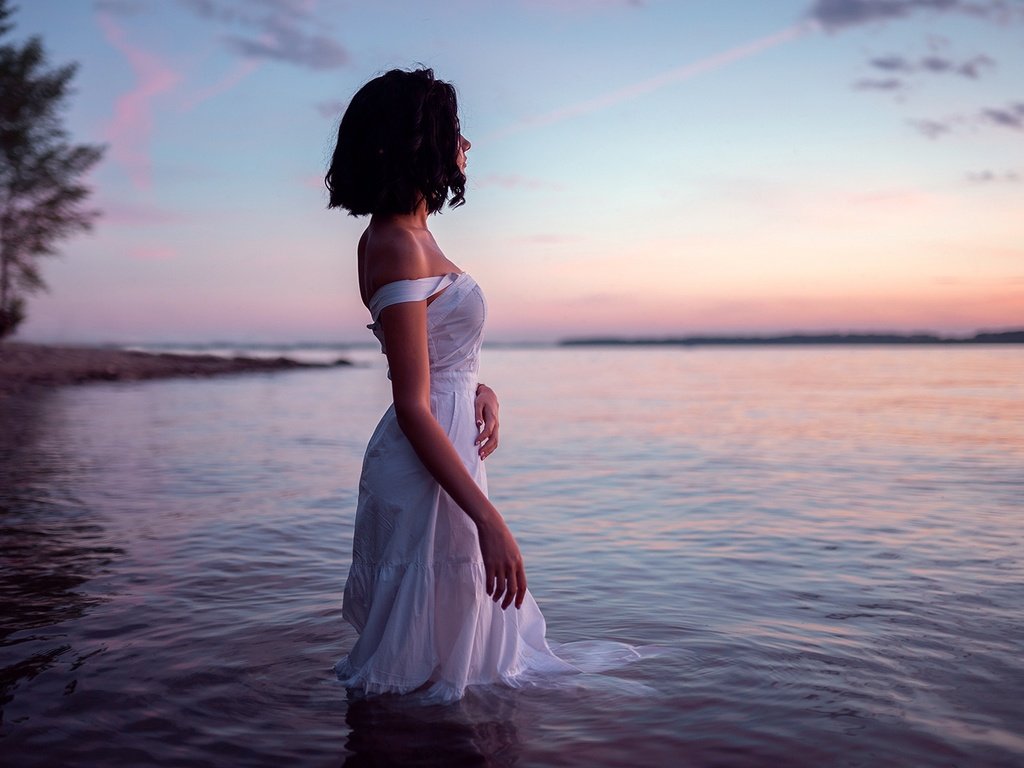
top-left (9, 0), bottom-right (1024, 343)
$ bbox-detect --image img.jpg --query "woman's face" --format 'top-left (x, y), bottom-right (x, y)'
top-left (456, 134), bottom-right (471, 173)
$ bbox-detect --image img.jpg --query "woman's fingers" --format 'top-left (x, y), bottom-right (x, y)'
top-left (514, 564), bottom-right (527, 609)
top-left (501, 571), bottom-right (518, 610)
top-left (475, 420), bottom-right (492, 447)
top-left (475, 410), bottom-right (497, 444)
top-left (488, 563), bottom-right (526, 610)
top-left (487, 568), bottom-right (510, 607)
top-left (478, 521), bottom-right (523, 609)
top-left (474, 400), bottom-right (486, 436)
top-left (478, 425), bottom-right (499, 460)
top-left (473, 386), bottom-right (500, 458)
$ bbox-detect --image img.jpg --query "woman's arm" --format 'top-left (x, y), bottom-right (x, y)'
top-left (379, 300), bottom-right (527, 610)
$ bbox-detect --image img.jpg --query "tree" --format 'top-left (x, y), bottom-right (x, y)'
top-left (0, 0), bottom-right (104, 338)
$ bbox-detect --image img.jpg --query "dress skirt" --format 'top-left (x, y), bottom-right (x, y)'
top-left (336, 370), bottom-right (574, 703)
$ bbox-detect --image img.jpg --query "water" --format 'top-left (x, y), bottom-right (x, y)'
top-left (1, 346), bottom-right (1022, 767)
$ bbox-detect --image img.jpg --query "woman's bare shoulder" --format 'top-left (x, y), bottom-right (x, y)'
top-left (364, 223), bottom-right (432, 291)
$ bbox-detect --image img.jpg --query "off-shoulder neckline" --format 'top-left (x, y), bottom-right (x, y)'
top-left (367, 271), bottom-right (466, 304)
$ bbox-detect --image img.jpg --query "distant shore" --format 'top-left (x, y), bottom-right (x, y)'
top-left (0, 341), bottom-right (352, 395)
top-left (560, 329), bottom-right (1024, 347)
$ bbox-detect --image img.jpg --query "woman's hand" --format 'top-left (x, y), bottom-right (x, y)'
top-left (474, 383), bottom-right (500, 460)
top-left (476, 518), bottom-right (527, 610)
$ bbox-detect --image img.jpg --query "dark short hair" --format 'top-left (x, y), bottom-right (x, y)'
top-left (325, 68), bottom-right (466, 216)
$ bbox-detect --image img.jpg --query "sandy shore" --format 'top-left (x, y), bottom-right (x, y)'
top-left (0, 341), bottom-right (351, 394)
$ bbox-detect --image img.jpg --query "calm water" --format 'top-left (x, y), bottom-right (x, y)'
top-left (1, 346), bottom-right (1022, 767)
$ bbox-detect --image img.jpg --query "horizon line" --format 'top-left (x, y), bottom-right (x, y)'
top-left (8, 325), bottom-right (1024, 348)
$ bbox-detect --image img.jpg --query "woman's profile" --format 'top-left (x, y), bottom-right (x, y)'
top-left (325, 68), bottom-right (575, 703)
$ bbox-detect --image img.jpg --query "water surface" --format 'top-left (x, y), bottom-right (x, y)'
top-left (1, 347), bottom-right (1022, 766)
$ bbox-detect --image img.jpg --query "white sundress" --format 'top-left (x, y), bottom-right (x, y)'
top-left (335, 272), bottom-right (577, 703)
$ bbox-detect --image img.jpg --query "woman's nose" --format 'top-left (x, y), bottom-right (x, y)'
top-left (462, 136), bottom-right (472, 152)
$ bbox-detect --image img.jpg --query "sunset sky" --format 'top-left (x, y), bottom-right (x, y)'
top-left (11, 0), bottom-right (1024, 343)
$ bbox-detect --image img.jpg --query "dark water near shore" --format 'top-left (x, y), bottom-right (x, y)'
top-left (1, 346), bottom-right (1022, 767)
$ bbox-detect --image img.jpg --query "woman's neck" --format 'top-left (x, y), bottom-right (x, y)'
top-left (372, 199), bottom-right (429, 230)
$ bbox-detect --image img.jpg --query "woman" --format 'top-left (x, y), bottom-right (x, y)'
top-left (326, 68), bottom-right (574, 703)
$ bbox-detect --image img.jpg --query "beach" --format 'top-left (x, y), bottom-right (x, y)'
top-left (0, 341), bottom-right (351, 394)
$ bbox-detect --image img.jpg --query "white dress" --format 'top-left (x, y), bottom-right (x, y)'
top-left (335, 272), bottom-right (576, 703)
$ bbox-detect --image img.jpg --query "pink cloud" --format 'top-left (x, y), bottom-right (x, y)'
top-left (847, 188), bottom-right (946, 210)
top-left (98, 13), bottom-right (181, 190)
top-left (475, 174), bottom-right (565, 191)
top-left (101, 200), bottom-right (184, 227)
top-left (302, 173), bottom-right (326, 190)
top-left (128, 245), bottom-right (177, 261)
top-left (507, 234), bottom-right (583, 245)
top-left (800, 186), bottom-right (957, 228)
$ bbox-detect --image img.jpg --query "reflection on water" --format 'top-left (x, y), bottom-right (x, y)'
top-left (343, 689), bottom-right (521, 767)
top-left (0, 348), bottom-right (1022, 767)
top-left (0, 392), bottom-right (123, 717)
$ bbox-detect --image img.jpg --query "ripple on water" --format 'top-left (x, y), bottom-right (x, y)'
top-left (1, 349), bottom-right (1023, 767)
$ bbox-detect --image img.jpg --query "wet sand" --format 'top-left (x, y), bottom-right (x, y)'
top-left (0, 341), bottom-right (351, 394)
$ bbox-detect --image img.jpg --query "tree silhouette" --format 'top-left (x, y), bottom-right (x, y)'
top-left (0, 0), bottom-right (104, 338)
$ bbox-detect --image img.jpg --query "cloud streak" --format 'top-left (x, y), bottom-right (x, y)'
top-left (909, 117), bottom-right (955, 138)
top-left (966, 169), bottom-right (1020, 183)
top-left (129, 245), bottom-right (178, 261)
top-left (475, 174), bottom-right (566, 191)
top-left (982, 102), bottom-right (1024, 130)
top-left (315, 99), bottom-right (346, 119)
top-left (180, 58), bottom-right (261, 112)
top-left (485, 23), bottom-right (815, 142)
top-left (807, 0), bottom-right (1023, 29)
top-left (224, 19), bottom-right (348, 69)
top-left (98, 12), bottom-right (181, 190)
top-left (829, 3), bottom-right (1015, 141)
top-left (906, 101), bottom-right (1024, 138)
top-left (854, 52), bottom-right (994, 94)
top-left (869, 52), bottom-right (995, 77)
top-left (178, 0), bottom-right (349, 70)
top-left (101, 200), bottom-right (186, 226)
top-left (855, 77), bottom-right (905, 90)
top-left (94, 0), bottom-right (148, 14)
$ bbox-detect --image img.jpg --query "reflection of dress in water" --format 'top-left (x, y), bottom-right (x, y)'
top-left (335, 272), bottom-right (577, 703)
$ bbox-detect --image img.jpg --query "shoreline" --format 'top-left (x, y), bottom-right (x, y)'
top-left (0, 341), bottom-right (352, 395)
top-left (560, 329), bottom-right (1024, 346)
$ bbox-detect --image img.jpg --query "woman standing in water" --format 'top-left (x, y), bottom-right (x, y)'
top-left (326, 68), bottom-right (573, 702)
